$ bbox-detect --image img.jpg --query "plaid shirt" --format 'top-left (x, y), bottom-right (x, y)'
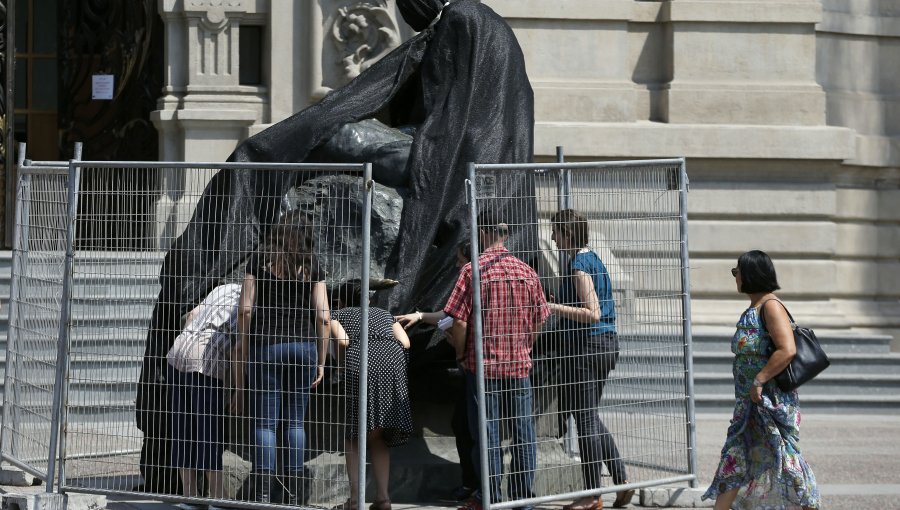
top-left (444, 246), bottom-right (550, 379)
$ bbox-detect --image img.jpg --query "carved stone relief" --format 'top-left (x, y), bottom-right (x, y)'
top-left (184, 0), bottom-right (247, 84)
top-left (323, 1), bottom-right (401, 90)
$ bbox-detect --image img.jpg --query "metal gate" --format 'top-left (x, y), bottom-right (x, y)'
top-left (464, 158), bottom-right (697, 509)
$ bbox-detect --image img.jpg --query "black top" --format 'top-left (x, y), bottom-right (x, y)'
top-left (246, 252), bottom-right (317, 342)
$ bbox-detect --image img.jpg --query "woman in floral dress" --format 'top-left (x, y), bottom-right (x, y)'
top-left (703, 250), bottom-right (819, 510)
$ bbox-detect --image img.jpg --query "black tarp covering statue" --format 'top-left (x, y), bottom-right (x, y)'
top-left (136, 0), bottom-right (535, 493)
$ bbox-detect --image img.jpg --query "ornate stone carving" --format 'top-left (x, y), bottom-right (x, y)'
top-left (326, 1), bottom-right (400, 88)
top-left (186, 0), bottom-right (245, 33)
top-left (182, 0), bottom-right (247, 84)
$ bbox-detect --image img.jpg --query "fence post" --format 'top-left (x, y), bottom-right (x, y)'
top-left (554, 147), bottom-right (579, 459)
top-left (467, 162), bottom-right (492, 510)
top-left (55, 144), bottom-right (83, 492)
top-left (0, 144), bottom-right (29, 465)
top-left (677, 159), bottom-right (699, 488)
top-left (45, 145), bottom-right (82, 495)
top-left (356, 163), bottom-right (373, 510)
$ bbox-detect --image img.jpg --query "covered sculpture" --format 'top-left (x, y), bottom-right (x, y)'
top-left (137, 0), bottom-right (535, 493)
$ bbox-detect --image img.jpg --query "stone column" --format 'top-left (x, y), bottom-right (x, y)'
top-left (151, 0), bottom-right (267, 247)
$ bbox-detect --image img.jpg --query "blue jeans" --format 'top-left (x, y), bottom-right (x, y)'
top-left (248, 340), bottom-right (317, 473)
top-left (465, 371), bottom-right (536, 504)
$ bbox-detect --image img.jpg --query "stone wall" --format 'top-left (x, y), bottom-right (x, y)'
top-left (153, 0), bottom-right (900, 342)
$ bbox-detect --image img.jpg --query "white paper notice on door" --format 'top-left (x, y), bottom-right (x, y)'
top-left (92, 74), bottom-right (114, 100)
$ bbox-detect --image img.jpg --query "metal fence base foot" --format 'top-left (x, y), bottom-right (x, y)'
top-left (0, 465), bottom-right (34, 487)
top-left (0, 493), bottom-right (67, 510)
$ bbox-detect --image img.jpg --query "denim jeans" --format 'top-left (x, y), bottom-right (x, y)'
top-left (248, 340), bottom-right (317, 473)
top-left (557, 332), bottom-right (626, 488)
top-left (465, 371), bottom-right (536, 504)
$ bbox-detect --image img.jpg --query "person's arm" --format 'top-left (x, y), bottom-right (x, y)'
top-left (331, 318), bottom-right (350, 348)
top-left (311, 281), bottom-right (330, 388)
top-left (230, 273), bottom-right (256, 415)
top-left (548, 269), bottom-right (601, 324)
top-left (446, 319), bottom-right (467, 360)
top-left (392, 322), bottom-right (411, 349)
top-left (750, 299), bottom-right (796, 403)
top-left (395, 310), bottom-right (448, 329)
top-left (183, 304), bottom-right (202, 328)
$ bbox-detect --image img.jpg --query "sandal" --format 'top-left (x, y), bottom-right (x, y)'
top-left (612, 488), bottom-right (635, 508)
top-left (563, 497), bottom-right (603, 510)
top-left (369, 500), bottom-right (392, 510)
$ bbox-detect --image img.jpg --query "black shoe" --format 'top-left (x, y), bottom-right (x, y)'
top-left (253, 472), bottom-right (273, 503)
top-left (451, 485), bottom-right (476, 501)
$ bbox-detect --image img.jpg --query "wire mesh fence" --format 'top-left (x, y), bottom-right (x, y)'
top-left (2, 155), bottom-right (696, 510)
top-left (1, 159), bottom-right (72, 481)
top-left (464, 160), bottom-right (695, 509)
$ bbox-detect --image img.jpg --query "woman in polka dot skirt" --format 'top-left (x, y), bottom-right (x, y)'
top-left (331, 280), bottom-right (412, 510)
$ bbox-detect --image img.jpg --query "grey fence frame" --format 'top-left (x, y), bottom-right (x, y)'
top-left (0, 144), bottom-right (82, 492)
top-left (465, 158), bottom-right (698, 510)
top-left (3, 151), bottom-right (697, 510)
top-left (1, 152), bottom-right (375, 510)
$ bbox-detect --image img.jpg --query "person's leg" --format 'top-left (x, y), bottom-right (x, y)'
top-left (193, 373), bottom-right (226, 499)
top-left (206, 470), bottom-right (225, 500)
top-left (452, 380), bottom-right (478, 493)
top-left (344, 438), bottom-right (360, 503)
top-left (592, 342), bottom-right (627, 486)
top-left (713, 488), bottom-right (739, 510)
top-left (249, 344), bottom-right (279, 501)
top-left (504, 377), bottom-right (536, 503)
top-left (168, 367), bottom-right (197, 497)
top-left (465, 371), bottom-right (502, 505)
top-left (368, 429), bottom-right (391, 504)
top-left (485, 378), bottom-right (505, 504)
top-left (282, 341), bottom-right (316, 505)
top-left (282, 341), bottom-right (316, 471)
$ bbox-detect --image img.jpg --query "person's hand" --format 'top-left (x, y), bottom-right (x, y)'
top-left (395, 312), bottom-right (421, 330)
top-left (230, 389), bottom-right (245, 415)
top-left (311, 365), bottom-right (325, 388)
top-left (749, 383), bottom-right (763, 404)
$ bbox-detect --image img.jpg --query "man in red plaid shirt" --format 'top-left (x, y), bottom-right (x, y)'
top-left (444, 210), bottom-right (550, 510)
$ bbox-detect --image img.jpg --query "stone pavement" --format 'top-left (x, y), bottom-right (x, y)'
top-left (3, 413), bottom-right (899, 510)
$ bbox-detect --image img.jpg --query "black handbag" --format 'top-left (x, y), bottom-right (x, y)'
top-left (759, 300), bottom-right (831, 392)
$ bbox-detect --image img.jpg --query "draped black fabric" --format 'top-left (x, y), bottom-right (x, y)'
top-left (137, 0), bottom-right (534, 491)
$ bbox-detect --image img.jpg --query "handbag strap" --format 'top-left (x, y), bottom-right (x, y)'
top-left (758, 298), bottom-right (797, 334)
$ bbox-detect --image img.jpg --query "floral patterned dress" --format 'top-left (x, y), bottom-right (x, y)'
top-left (703, 306), bottom-right (820, 509)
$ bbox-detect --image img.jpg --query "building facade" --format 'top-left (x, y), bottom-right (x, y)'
top-left (2, 0), bottom-right (898, 342)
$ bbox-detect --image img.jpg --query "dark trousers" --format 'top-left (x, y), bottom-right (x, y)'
top-left (452, 373), bottom-right (478, 488)
top-left (557, 332), bottom-right (626, 489)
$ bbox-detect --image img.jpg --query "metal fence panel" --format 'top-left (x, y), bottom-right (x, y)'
top-left (467, 160), bottom-right (696, 510)
top-left (1, 161), bottom-right (71, 481)
top-left (50, 161), bottom-right (372, 510)
top-left (4, 155), bottom-right (697, 510)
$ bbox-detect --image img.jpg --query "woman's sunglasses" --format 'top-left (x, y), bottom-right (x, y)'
top-left (731, 268), bottom-right (738, 277)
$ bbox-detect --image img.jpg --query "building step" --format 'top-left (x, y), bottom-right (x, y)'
top-left (688, 351), bottom-right (900, 375)
top-left (693, 393), bottom-right (900, 413)
top-left (690, 326), bottom-right (893, 354)
top-left (691, 372), bottom-right (900, 396)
